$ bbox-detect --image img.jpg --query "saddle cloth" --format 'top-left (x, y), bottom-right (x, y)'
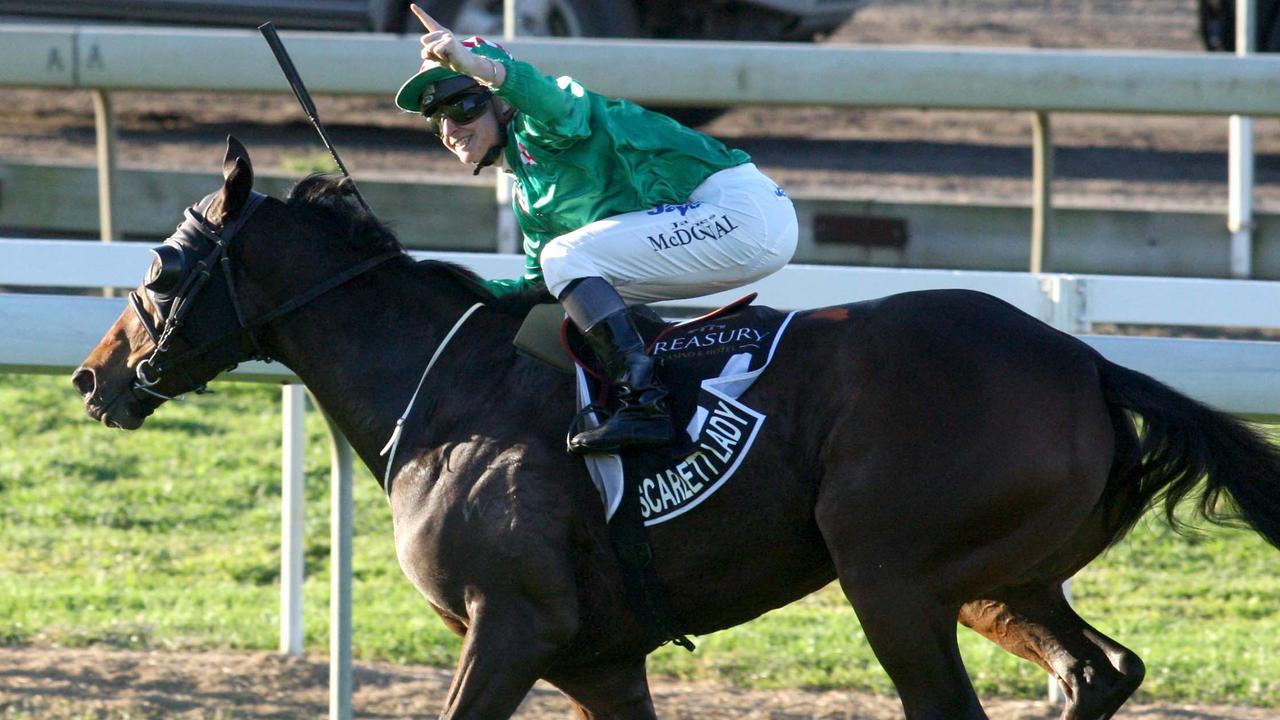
top-left (567, 300), bottom-right (798, 525)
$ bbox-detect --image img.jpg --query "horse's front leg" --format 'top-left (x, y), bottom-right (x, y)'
top-left (438, 593), bottom-right (580, 719)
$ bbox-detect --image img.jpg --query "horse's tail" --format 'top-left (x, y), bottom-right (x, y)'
top-left (1096, 356), bottom-right (1280, 551)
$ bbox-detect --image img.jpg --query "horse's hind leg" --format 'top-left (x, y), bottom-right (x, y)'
top-left (825, 563), bottom-right (987, 719)
top-left (543, 656), bottom-right (657, 720)
top-left (815, 494), bottom-right (988, 718)
top-left (960, 585), bottom-right (1145, 720)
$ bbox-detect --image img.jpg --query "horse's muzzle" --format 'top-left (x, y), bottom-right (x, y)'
top-left (73, 366), bottom-right (153, 430)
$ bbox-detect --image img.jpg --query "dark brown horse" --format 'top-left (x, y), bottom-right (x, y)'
top-left (73, 139), bottom-right (1280, 720)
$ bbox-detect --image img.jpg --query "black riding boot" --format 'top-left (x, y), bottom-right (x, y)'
top-left (569, 308), bottom-right (673, 454)
top-left (558, 277), bottom-right (673, 455)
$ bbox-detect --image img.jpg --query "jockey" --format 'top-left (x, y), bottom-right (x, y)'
top-left (396, 4), bottom-right (797, 455)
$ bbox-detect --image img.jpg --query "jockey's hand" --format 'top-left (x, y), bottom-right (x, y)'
top-left (412, 4), bottom-right (488, 79)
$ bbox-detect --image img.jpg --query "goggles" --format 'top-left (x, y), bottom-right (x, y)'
top-left (421, 91), bottom-right (492, 136)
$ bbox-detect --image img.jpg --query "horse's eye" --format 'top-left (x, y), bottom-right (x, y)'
top-left (145, 245), bottom-right (186, 294)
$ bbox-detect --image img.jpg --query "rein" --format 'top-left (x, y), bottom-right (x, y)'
top-left (137, 249), bottom-right (402, 392)
top-left (379, 301), bottom-right (485, 492)
top-left (130, 191), bottom-right (401, 400)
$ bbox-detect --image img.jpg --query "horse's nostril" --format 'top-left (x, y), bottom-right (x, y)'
top-left (72, 367), bottom-right (97, 397)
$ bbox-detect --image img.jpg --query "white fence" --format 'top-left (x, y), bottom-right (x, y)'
top-left (6, 26), bottom-right (1280, 113)
top-left (3, 237), bottom-right (1280, 716)
top-left (5, 23), bottom-right (1280, 275)
top-left (6, 239), bottom-right (1280, 412)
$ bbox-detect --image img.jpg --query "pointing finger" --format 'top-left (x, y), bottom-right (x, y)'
top-left (410, 4), bottom-right (444, 33)
top-left (419, 29), bottom-right (448, 46)
top-left (421, 39), bottom-right (451, 61)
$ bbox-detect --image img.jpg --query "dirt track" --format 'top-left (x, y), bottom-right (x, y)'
top-left (2, 647), bottom-right (1275, 719)
top-left (2, 2), bottom-right (1277, 718)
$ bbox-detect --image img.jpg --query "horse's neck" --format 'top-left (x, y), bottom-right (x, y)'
top-left (262, 262), bottom-right (497, 479)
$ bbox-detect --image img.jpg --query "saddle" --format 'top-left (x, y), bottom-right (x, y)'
top-left (512, 293), bottom-right (759, 377)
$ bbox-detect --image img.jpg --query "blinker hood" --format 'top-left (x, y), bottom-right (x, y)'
top-left (144, 190), bottom-right (267, 302)
top-left (144, 191), bottom-right (222, 298)
top-left (146, 244), bottom-right (186, 295)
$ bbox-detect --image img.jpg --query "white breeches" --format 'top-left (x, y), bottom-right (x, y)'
top-left (538, 163), bottom-right (798, 303)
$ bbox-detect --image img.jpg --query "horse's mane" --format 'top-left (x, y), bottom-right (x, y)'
top-left (286, 174), bottom-right (401, 253)
top-left (285, 174), bottom-right (548, 316)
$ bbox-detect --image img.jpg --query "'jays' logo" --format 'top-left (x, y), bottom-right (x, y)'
top-left (647, 201), bottom-right (703, 217)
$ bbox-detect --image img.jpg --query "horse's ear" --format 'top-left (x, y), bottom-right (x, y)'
top-left (214, 135), bottom-right (254, 224)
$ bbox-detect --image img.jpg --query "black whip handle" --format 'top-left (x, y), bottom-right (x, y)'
top-left (258, 22), bottom-right (373, 215)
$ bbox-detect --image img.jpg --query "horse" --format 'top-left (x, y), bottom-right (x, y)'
top-left (72, 138), bottom-right (1280, 720)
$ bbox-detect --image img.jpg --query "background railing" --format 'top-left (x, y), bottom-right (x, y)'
top-left (7, 238), bottom-right (1280, 378)
top-left (4, 24), bottom-right (1280, 275)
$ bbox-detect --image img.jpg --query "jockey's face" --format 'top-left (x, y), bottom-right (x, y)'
top-left (440, 107), bottom-right (499, 166)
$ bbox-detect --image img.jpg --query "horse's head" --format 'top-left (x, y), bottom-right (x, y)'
top-left (71, 137), bottom-right (276, 428)
top-left (72, 136), bottom-right (487, 430)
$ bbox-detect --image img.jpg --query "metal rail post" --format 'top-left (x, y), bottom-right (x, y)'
top-left (91, 90), bottom-right (119, 297)
top-left (318, 407), bottom-right (354, 720)
top-left (280, 384), bottom-right (306, 656)
top-left (1031, 111), bottom-right (1053, 273)
top-left (1229, 0), bottom-right (1257, 278)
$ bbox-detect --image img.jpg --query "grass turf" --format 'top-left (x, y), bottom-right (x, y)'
top-left (1, 373), bottom-right (1276, 705)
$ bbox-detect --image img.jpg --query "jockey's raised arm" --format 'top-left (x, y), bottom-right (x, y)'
top-left (394, 12), bottom-right (797, 453)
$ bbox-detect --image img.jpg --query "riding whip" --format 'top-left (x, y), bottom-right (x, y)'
top-left (258, 22), bottom-right (374, 216)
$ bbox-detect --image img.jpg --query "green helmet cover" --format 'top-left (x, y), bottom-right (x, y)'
top-left (394, 37), bottom-right (513, 113)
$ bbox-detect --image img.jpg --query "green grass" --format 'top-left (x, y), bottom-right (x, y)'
top-left (1, 373), bottom-right (1277, 705)
top-left (277, 149), bottom-right (339, 176)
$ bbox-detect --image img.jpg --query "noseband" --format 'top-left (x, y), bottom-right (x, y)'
top-left (128, 191), bottom-right (400, 400)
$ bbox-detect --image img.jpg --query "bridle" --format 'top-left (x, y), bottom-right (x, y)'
top-left (128, 190), bottom-right (400, 401)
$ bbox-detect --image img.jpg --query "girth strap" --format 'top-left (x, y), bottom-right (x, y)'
top-left (609, 468), bottom-right (696, 653)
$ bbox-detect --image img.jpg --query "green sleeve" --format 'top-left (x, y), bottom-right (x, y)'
top-left (483, 238), bottom-right (546, 298)
top-left (484, 276), bottom-right (531, 298)
top-left (493, 59), bottom-right (590, 150)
